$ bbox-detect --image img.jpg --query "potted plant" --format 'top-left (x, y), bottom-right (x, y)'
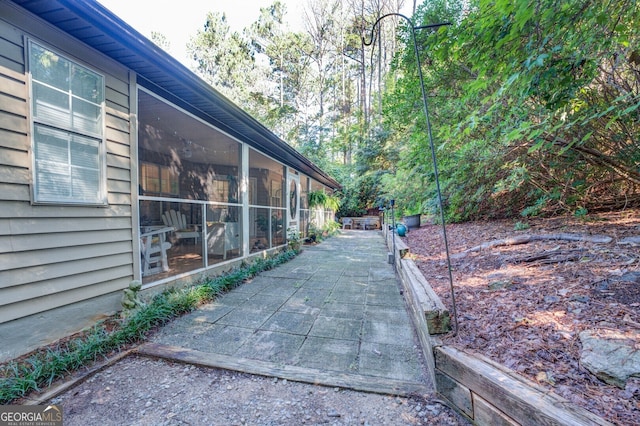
top-left (401, 202), bottom-right (422, 230)
top-left (286, 227), bottom-right (301, 252)
top-left (403, 212), bottom-right (421, 229)
top-left (308, 190), bottom-right (327, 209)
top-left (305, 224), bottom-right (319, 243)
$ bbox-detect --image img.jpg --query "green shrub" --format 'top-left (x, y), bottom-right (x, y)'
top-left (0, 249), bottom-right (298, 404)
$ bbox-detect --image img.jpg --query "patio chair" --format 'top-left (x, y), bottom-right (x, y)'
top-left (140, 226), bottom-right (173, 276)
top-left (206, 222), bottom-right (240, 260)
top-left (162, 209), bottom-right (200, 243)
top-left (342, 218), bottom-right (353, 229)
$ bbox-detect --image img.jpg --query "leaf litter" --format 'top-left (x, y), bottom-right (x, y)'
top-left (404, 209), bottom-right (640, 425)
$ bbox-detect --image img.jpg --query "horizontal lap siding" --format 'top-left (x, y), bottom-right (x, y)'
top-left (0, 9), bottom-right (134, 324)
top-left (0, 16), bottom-right (23, 74)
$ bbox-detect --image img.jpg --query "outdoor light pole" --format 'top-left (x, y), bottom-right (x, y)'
top-left (363, 13), bottom-right (459, 336)
top-left (390, 199), bottom-right (396, 263)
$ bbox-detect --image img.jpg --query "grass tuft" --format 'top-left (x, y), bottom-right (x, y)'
top-left (0, 249), bottom-right (298, 404)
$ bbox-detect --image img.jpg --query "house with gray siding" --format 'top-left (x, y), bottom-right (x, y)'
top-left (0, 0), bottom-right (339, 362)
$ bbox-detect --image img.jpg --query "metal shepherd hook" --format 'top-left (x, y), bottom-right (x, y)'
top-left (363, 13), bottom-right (459, 336)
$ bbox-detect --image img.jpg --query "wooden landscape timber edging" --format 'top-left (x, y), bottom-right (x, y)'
top-left (137, 343), bottom-right (431, 397)
top-left (384, 229), bottom-right (612, 426)
top-left (21, 349), bottom-right (136, 406)
top-left (435, 346), bottom-right (613, 426)
top-left (389, 233), bottom-right (451, 334)
top-left (399, 250), bottom-right (451, 334)
top-left (386, 231), bottom-right (437, 387)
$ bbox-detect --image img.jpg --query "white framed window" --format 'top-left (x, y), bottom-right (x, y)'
top-left (29, 41), bottom-right (106, 205)
top-left (140, 162), bottom-right (179, 196)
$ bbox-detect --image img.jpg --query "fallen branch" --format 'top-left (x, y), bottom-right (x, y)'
top-left (619, 236), bottom-right (640, 245)
top-left (510, 246), bottom-right (561, 263)
top-left (623, 314), bottom-right (640, 329)
top-left (510, 248), bottom-right (588, 265)
top-left (456, 233), bottom-right (612, 256)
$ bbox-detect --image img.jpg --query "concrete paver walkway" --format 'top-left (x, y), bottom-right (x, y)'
top-left (142, 231), bottom-right (432, 396)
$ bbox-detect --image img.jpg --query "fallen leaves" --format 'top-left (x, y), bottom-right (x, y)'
top-left (405, 209), bottom-right (640, 425)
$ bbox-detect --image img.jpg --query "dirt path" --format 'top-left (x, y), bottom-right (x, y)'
top-left (49, 355), bottom-right (469, 425)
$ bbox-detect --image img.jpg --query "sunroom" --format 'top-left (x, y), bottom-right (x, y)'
top-left (136, 89), bottom-right (330, 285)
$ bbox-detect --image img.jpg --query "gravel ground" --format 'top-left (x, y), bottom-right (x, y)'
top-left (50, 356), bottom-right (469, 425)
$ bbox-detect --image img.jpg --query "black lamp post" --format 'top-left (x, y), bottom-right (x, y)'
top-left (390, 199), bottom-right (396, 263)
top-left (363, 13), bottom-right (459, 336)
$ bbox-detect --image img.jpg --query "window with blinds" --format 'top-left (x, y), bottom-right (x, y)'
top-left (29, 41), bottom-right (106, 204)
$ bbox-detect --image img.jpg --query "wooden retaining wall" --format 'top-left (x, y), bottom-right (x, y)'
top-left (384, 229), bottom-right (612, 426)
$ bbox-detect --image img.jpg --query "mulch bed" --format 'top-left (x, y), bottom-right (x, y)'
top-left (403, 209), bottom-right (640, 425)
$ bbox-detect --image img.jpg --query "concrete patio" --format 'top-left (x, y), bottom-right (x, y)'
top-left (141, 230), bottom-right (433, 396)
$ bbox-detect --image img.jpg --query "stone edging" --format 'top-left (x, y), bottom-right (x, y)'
top-left (384, 229), bottom-right (612, 426)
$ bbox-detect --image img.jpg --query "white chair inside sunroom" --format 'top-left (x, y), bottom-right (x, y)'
top-left (140, 227), bottom-right (173, 276)
top-left (162, 209), bottom-right (201, 243)
top-left (206, 222), bottom-right (240, 260)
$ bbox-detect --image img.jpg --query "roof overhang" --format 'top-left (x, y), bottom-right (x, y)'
top-left (11, 0), bottom-right (340, 189)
